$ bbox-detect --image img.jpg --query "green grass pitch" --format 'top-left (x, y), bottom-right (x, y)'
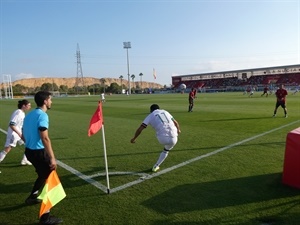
top-left (0, 92), bottom-right (300, 225)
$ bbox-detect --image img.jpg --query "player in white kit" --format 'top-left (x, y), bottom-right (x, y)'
top-left (0, 99), bottom-right (32, 165)
top-left (130, 104), bottom-right (181, 172)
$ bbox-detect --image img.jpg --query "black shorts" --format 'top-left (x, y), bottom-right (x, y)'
top-left (25, 148), bottom-right (52, 179)
top-left (276, 101), bottom-right (286, 109)
top-left (189, 98), bottom-right (194, 104)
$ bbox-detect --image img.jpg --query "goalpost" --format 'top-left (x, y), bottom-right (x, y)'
top-left (2, 74), bottom-right (13, 99)
top-left (50, 90), bottom-right (60, 97)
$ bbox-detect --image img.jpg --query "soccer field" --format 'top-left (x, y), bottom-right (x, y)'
top-left (0, 92), bottom-right (300, 225)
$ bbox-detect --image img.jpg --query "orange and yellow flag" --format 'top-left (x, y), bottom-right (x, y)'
top-left (37, 170), bottom-right (66, 218)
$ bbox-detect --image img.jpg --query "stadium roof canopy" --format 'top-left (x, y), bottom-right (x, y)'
top-left (172, 64), bottom-right (300, 81)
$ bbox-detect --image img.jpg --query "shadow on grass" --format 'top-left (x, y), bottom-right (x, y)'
top-left (200, 116), bottom-right (276, 122)
top-left (0, 222), bottom-right (37, 225)
top-left (142, 173), bottom-right (300, 215)
top-left (145, 214), bottom-right (297, 225)
top-left (0, 181), bottom-right (34, 195)
top-left (106, 98), bottom-right (150, 102)
top-left (56, 141), bottom-right (285, 161)
top-left (0, 166), bottom-right (107, 195)
top-left (145, 209), bottom-right (300, 225)
top-left (51, 137), bottom-right (69, 141)
top-left (0, 202), bottom-right (30, 212)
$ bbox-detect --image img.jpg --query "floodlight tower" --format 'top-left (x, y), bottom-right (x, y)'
top-left (123, 42), bottom-right (131, 95)
top-left (2, 74), bottom-right (13, 99)
top-left (75, 43), bottom-right (85, 94)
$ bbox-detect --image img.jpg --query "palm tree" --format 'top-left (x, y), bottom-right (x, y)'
top-left (131, 74), bottom-right (135, 88)
top-left (119, 75), bottom-right (123, 89)
top-left (100, 78), bottom-right (106, 94)
top-left (139, 73), bottom-right (143, 88)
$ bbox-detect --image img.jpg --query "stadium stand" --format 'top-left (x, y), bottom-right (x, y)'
top-left (172, 64), bottom-right (300, 92)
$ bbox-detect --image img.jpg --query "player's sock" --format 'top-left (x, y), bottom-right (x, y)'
top-left (0, 151), bottom-right (7, 162)
top-left (155, 149), bottom-right (169, 167)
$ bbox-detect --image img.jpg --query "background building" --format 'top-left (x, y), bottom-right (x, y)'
top-left (172, 64), bottom-right (300, 93)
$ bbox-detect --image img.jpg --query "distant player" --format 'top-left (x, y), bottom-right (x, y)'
top-left (248, 88), bottom-right (255, 97)
top-left (246, 86), bottom-right (251, 94)
top-left (273, 84), bottom-right (288, 118)
top-left (100, 93), bottom-right (105, 102)
top-left (261, 86), bottom-right (269, 97)
top-left (188, 88), bottom-right (197, 112)
top-left (292, 87), bottom-right (299, 95)
top-left (269, 88), bottom-right (273, 95)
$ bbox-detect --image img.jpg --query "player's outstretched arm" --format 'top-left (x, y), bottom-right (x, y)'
top-left (130, 125), bottom-right (145, 143)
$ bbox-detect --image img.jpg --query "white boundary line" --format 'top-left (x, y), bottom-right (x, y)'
top-left (108, 120), bottom-right (300, 193)
top-left (0, 128), bottom-right (8, 134)
top-left (1, 120), bottom-right (299, 194)
top-left (56, 160), bottom-right (108, 192)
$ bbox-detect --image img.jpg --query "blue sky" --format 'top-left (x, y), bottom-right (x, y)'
top-left (1, 0), bottom-right (299, 86)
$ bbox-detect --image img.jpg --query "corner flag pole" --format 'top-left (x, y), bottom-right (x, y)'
top-left (87, 101), bottom-right (110, 194)
top-left (101, 124), bottom-right (110, 194)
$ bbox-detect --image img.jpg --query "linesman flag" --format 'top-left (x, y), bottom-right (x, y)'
top-left (88, 101), bottom-right (104, 136)
top-left (37, 170), bottom-right (66, 218)
top-left (153, 68), bottom-right (157, 79)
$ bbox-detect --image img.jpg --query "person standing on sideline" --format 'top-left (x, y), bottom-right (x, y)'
top-left (130, 104), bottom-right (181, 172)
top-left (292, 86), bottom-right (299, 95)
top-left (188, 88), bottom-right (196, 112)
top-left (0, 99), bottom-right (32, 165)
top-left (23, 91), bottom-right (62, 225)
top-left (249, 89), bottom-right (254, 97)
top-left (273, 84), bottom-right (288, 118)
top-left (100, 93), bottom-right (105, 102)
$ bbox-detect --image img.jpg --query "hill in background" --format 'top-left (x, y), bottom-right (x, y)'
top-left (10, 77), bottom-right (164, 89)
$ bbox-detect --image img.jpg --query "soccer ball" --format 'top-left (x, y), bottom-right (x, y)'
top-left (179, 83), bottom-right (186, 90)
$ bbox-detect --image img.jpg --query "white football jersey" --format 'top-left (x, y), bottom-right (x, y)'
top-left (7, 109), bottom-right (25, 137)
top-left (142, 109), bottom-right (178, 137)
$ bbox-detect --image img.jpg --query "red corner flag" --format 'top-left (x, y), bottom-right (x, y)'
top-left (88, 101), bottom-right (104, 136)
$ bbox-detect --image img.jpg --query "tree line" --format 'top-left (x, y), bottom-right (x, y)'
top-left (5, 81), bottom-right (158, 96)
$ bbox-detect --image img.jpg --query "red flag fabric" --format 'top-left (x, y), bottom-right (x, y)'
top-left (88, 101), bottom-right (104, 136)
